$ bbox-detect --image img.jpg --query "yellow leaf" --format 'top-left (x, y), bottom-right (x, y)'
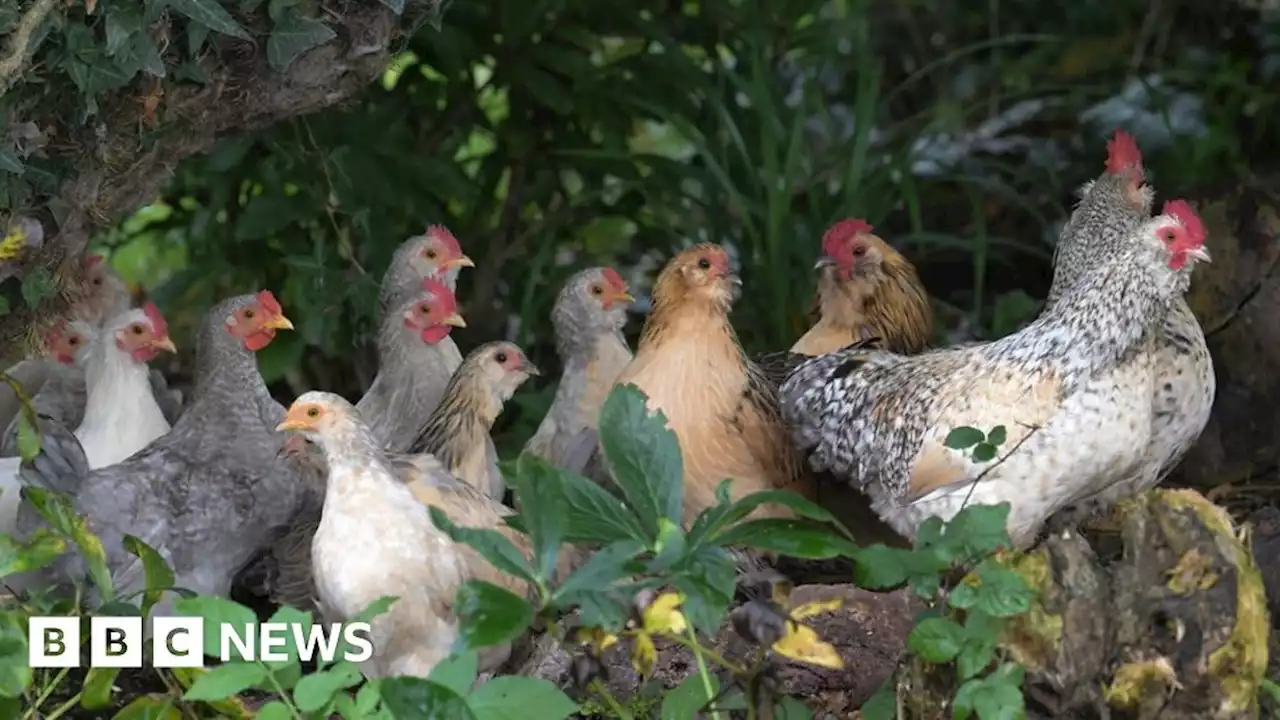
top-left (772, 621), bottom-right (844, 670)
top-left (790, 598), bottom-right (842, 622)
top-left (630, 632), bottom-right (657, 678)
top-left (0, 227), bottom-right (26, 261)
top-left (575, 626), bottom-right (619, 654)
top-left (642, 591), bottom-right (688, 635)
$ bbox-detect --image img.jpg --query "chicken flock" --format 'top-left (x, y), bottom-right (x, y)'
top-left (0, 130), bottom-right (1215, 679)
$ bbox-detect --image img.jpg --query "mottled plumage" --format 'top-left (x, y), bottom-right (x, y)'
top-left (22, 293), bottom-right (307, 609)
top-left (357, 280), bottom-right (466, 453)
top-left (378, 226), bottom-right (474, 315)
top-left (781, 211), bottom-right (1210, 547)
top-left (611, 244), bottom-right (813, 527)
top-left (791, 219), bottom-right (932, 357)
top-left (524, 267), bottom-right (634, 474)
top-left (408, 341), bottom-right (540, 499)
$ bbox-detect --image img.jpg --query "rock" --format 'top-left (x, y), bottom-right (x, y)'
top-left (1173, 179), bottom-right (1280, 496)
top-left (512, 585), bottom-right (919, 716)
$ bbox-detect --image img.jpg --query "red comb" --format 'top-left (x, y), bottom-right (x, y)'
top-left (822, 218), bottom-right (873, 257)
top-left (142, 301), bottom-right (169, 338)
top-left (84, 254), bottom-right (103, 269)
top-left (1105, 130), bottom-right (1144, 175)
top-left (425, 225), bottom-right (462, 256)
top-left (256, 290), bottom-right (283, 316)
top-left (1162, 199), bottom-right (1207, 246)
top-left (601, 267), bottom-right (626, 290)
top-left (420, 276), bottom-right (458, 312)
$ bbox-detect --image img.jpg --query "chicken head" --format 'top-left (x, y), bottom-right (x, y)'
top-left (403, 278), bottom-right (467, 345)
top-left (42, 321), bottom-right (92, 365)
top-left (659, 243), bottom-right (741, 311)
top-left (114, 302), bottom-right (178, 363)
top-left (818, 218), bottom-right (878, 280)
top-left (74, 254), bottom-right (132, 327)
top-left (587, 267), bottom-right (635, 311)
top-left (277, 393), bottom-right (345, 439)
top-left (410, 225), bottom-right (475, 281)
top-left (474, 342), bottom-right (540, 401)
top-left (224, 290), bottom-right (294, 352)
top-left (1160, 199), bottom-right (1211, 269)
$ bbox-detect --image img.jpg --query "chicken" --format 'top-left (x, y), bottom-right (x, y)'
top-left (357, 278), bottom-right (467, 453)
top-left (408, 341), bottom-right (541, 500)
top-left (0, 321), bottom-right (94, 457)
top-left (1044, 134), bottom-right (1215, 517)
top-left (276, 392), bottom-right (551, 677)
top-left (791, 218), bottom-right (932, 357)
top-left (378, 226), bottom-right (475, 315)
top-left (780, 204), bottom-right (1212, 548)
top-left (25, 292), bottom-right (307, 609)
top-left (524, 267), bottom-right (634, 474)
top-left (608, 244), bottom-right (814, 527)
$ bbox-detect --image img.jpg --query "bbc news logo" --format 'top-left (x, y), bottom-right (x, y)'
top-left (28, 617), bottom-right (374, 668)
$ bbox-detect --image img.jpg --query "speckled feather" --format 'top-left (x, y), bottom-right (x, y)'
top-left (781, 214), bottom-right (1200, 547)
top-left (524, 268), bottom-right (633, 474)
top-left (27, 295), bottom-right (312, 607)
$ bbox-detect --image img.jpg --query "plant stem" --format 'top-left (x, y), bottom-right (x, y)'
top-left (664, 631), bottom-right (746, 675)
top-left (262, 662), bottom-right (304, 719)
top-left (24, 667), bottom-right (71, 719)
top-left (41, 691), bottom-right (81, 720)
top-left (683, 624), bottom-right (724, 720)
top-left (590, 679), bottom-right (633, 720)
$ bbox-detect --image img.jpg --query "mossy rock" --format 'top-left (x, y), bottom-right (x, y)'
top-left (893, 489), bottom-right (1270, 720)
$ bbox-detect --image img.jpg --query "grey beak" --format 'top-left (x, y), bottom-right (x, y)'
top-left (813, 256), bottom-right (837, 271)
top-left (723, 272), bottom-right (743, 287)
top-left (522, 361), bottom-right (542, 377)
top-left (1187, 246), bottom-right (1212, 264)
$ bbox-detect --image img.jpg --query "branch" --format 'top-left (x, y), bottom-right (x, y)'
top-left (0, 0), bottom-right (57, 98)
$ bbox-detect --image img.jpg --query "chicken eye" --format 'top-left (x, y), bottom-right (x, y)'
top-left (590, 284), bottom-right (603, 295)
top-left (91, 277), bottom-right (103, 286)
top-left (697, 258), bottom-right (711, 270)
top-left (132, 324), bottom-right (145, 335)
top-left (425, 249), bottom-right (438, 260)
top-left (68, 337), bottom-right (81, 347)
top-left (419, 304), bottom-right (431, 315)
top-left (306, 407), bottom-right (320, 418)
top-left (1162, 229), bottom-right (1177, 243)
top-left (495, 351), bottom-right (508, 364)
top-left (244, 309), bottom-right (256, 320)
top-left (852, 245), bottom-right (867, 257)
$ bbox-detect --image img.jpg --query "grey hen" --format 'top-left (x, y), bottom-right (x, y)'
top-left (378, 226), bottom-right (474, 315)
top-left (27, 292), bottom-right (307, 610)
top-left (358, 278), bottom-right (466, 453)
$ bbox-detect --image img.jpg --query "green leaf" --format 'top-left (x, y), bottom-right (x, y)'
top-left (971, 442), bottom-right (997, 463)
top-left (956, 636), bottom-right (996, 681)
top-left (0, 150), bottom-right (23, 175)
top-left (168, 0), bottom-right (252, 41)
top-left (267, 13), bottom-right (335, 73)
top-left (262, 605), bottom-right (311, 668)
top-left (19, 267), bottom-right (54, 308)
top-left (14, 411), bottom-right (39, 461)
top-left (713, 519), bottom-right (858, 559)
top-left (773, 696), bottom-right (812, 719)
top-left (428, 650), bottom-right (478, 697)
top-left (987, 426), bottom-right (1007, 446)
top-left (906, 617), bottom-right (965, 663)
top-left (672, 547), bottom-right (737, 632)
top-left (293, 662), bottom-right (362, 712)
top-left (111, 695), bottom-right (181, 720)
top-left (558, 470), bottom-right (647, 544)
top-left (944, 504), bottom-right (1013, 559)
top-left (105, 9), bottom-right (143, 56)
top-left (453, 581), bottom-right (533, 653)
top-left (81, 666), bottom-right (121, 709)
top-left (858, 683), bottom-right (896, 720)
top-left (172, 595), bottom-right (257, 660)
top-left (597, 384), bottom-right (684, 537)
top-left (852, 544), bottom-right (912, 589)
top-left (972, 560), bottom-right (1033, 618)
top-left (691, 489), bottom-right (841, 547)
top-left (914, 516), bottom-right (946, 549)
top-left (375, 0), bottom-right (406, 13)
top-left (122, 535), bottom-right (175, 615)
top-left (551, 539), bottom-right (643, 604)
top-left (255, 700), bottom-right (295, 720)
top-left (22, 487), bottom-right (113, 601)
top-left (954, 666), bottom-right (1026, 720)
top-left (182, 661), bottom-right (269, 701)
top-left (466, 676), bottom-right (578, 719)
top-left (943, 427), bottom-right (984, 450)
top-left (380, 677), bottom-right (475, 719)
top-left (661, 673), bottom-right (718, 720)
top-left (0, 526), bottom-right (66, 575)
top-left (429, 507), bottom-right (537, 585)
top-left (0, 613), bottom-right (32, 697)
top-left (510, 454), bottom-right (567, 583)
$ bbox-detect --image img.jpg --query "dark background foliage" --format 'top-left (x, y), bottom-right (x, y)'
top-left (4, 0), bottom-right (1279, 454)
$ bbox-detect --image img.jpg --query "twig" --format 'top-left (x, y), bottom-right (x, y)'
top-left (0, 0), bottom-right (57, 98)
top-left (589, 679), bottom-right (633, 720)
top-left (683, 624), bottom-right (724, 720)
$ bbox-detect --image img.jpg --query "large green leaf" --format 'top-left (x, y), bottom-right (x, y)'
top-left (428, 507), bottom-right (537, 585)
top-left (509, 454), bottom-right (567, 583)
top-left (427, 650), bottom-right (478, 697)
top-left (172, 595), bottom-right (257, 660)
top-left (712, 519), bottom-right (858, 559)
top-left (0, 612), bottom-right (31, 697)
top-left (596, 384), bottom-right (684, 539)
top-left (452, 581), bottom-right (534, 653)
top-left (380, 677), bottom-right (475, 719)
top-left (121, 535), bottom-right (175, 615)
top-left (292, 661), bottom-right (362, 712)
top-left (466, 676), bottom-right (578, 720)
top-left (558, 470), bottom-right (647, 544)
top-left (182, 661), bottom-right (268, 701)
top-left (81, 667), bottom-right (122, 709)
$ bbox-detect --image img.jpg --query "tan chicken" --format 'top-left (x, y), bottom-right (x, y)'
top-left (524, 267), bottom-right (634, 474)
top-left (407, 341), bottom-right (541, 500)
top-left (791, 218), bottom-right (932, 357)
top-left (780, 205), bottom-right (1211, 548)
top-left (276, 392), bottom-right (549, 677)
top-left (612, 244), bottom-right (814, 527)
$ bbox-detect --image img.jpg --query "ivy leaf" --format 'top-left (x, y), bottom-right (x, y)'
top-left (987, 425), bottom-right (1008, 446)
top-left (944, 426), bottom-right (985, 450)
top-left (380, 677), bottom-right (475, 719)
top-left (183, 662), bottom-right (269, 701)
top-left (105, 9), bottom-right (143, 56)
top-left (906, 617), bottom-right (965, 663)
top-left (597, 384), bottom-right (684, 539)
top-left (168, 0), bottom-right (253, 42)
top-left (267, 13), bottom-right (336, 73)
top-left (465, 676), bottom-right (578, 719)
top-left (452, 581), bottom-right (534, 653)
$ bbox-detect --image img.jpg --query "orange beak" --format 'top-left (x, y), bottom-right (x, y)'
top-left (608, 288), bottom-right (635, 305)
top-left (275, 405), bottom-right (314, 433)
top-left (151, 336), bottom-right (177, 354)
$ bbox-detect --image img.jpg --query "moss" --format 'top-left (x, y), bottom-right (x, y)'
top-left (996, 547), bottom-right (1063, 673)
top-left (1103, 657), bottom-right (1178, 709)
top-left (1166, 548), bottom-right (1219, 595)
